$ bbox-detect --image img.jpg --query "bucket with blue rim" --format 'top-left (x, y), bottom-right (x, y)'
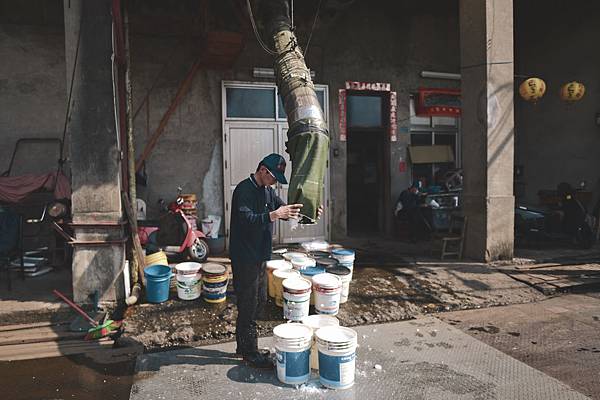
top-left (299, 266), bottom-right (326, 305)
top-left (144, 264), bottom-right (172, 303)
top-left (331, 249), bottom-right (355, 280)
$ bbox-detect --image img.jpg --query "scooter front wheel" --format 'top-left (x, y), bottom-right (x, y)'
top-left (187, 238), bottom-right (209, 262)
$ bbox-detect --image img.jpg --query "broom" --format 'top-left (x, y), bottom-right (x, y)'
top-left (53, 289), bottom-right (123, 340)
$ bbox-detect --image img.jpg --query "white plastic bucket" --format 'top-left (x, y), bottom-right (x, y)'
top-left (331, 249), bottom-right (355, 263)
top-left (301, 315), bottom-right (339, 370)
top-left (273, 323), bottom-right (313, 385)
top-left (290, 256), bottom-right (316, 271)
top-left (176, 273), bottom-right (201, 300)
top-left (266, 260), bottom-right (292, 298)
top-left (327, 266), bottom-right (352, 303)
top-left (273, 268), bottom-right (301, 307)
top-left (299, 266), bottom-right (326, 305)
top-left (332, 249), bottom-right (355, 280)
top-left (313, 273), bottom-right (342, 315)
top-left (282, 278), bottom-right (312, 321)
top-left (316, 326), bottom-right (358, 389)
top-left (175, 262), bottom-right (202, 276)
top-left (282, 251), bottom-right (307, 261)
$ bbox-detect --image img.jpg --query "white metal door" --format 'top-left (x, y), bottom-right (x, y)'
top-left (223, 123), bottom-right (278, 241)
top-left (222, 81), bottom-right (330, 246)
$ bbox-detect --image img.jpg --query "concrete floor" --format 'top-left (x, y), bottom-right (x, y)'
top-left (439, 294), bottom-right (600, 399)
top-left (129, 316), bottom-right (589, 400)
top-left (0, 266), bottom-right (71, 317)
top-left (1, 280), bottom-right (599, 399)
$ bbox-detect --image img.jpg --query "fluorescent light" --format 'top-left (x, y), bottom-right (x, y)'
top-left (253, 67), bottom-right (316, 80)
top-left (420, 70), bottom-right (461, 81)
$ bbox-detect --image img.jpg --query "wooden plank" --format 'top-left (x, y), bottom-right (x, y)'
top-left (0, 339), bottom-right (114, 361)
top-left (515, 262), bottom-right (561, 270)
top-left (526, 273), bottom-right (557, 282)
top-left (0, 322), bottom-right (69, 333)
top-left (509, 273), bottom-right (545, 285)
top-left (0, 329), bottom-right (85, 346)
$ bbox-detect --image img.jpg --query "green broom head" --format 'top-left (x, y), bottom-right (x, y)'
top-left (84, 319), bottom-right (123, 340)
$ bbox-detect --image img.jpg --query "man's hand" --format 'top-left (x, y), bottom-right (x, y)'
top-left (270, 204), bottom-right (303, 221)
top-left (317, 205), bottom-right (324, 220)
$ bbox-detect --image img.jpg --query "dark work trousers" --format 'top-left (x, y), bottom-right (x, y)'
top-left (232, 261), bottom-right (265, 355)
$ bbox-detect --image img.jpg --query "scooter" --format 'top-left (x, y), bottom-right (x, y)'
top-left (138, 189), bottom-right (209, 262)
top-left (515, 203), bottom-right (594, 249)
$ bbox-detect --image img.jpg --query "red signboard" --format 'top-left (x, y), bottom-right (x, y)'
top-left (416, 88), bottom-right (461, 117)
top-left (338, 89), bottom-right (347, 141)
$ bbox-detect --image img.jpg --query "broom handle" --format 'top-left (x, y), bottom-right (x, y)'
top-left (52, 289), bottom-right (98, 326)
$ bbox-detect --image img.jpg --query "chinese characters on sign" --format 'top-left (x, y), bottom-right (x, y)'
top-left (416, 88), bottom-right (461, 116)
top-left (345, 81), bottom-right (391, 92)
top-left (389, 91), bottom-right (397, 142)
top-left (338, 89), bottom-right (347, 141)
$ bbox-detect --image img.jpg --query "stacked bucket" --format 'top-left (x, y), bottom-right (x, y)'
top-left (269, 242), bottom-right (358, 389)
top-left (268, 244), bottom-right (356, 320)
top-left (272, 318), bottom-right (358, 389)
top-left (200, 263), bottom-right (228, 303)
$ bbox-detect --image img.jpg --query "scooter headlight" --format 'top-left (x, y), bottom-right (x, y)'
top-left (48, 202), bottom-right (67, 218)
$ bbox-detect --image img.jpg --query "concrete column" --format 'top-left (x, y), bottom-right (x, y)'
top-left (65, 0), bottom-right (126, 304)
top-left (459, 0), bottom-right (515, 261)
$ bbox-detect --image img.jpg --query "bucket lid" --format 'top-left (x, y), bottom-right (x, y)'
top-left (299, 266), bottom-right (326, 277)
top-left (272, 248), bottom-right (288, 254)
top-left (311, 251), bottom-right (331, 258)
top-left (316, 326), bottom-right (357, 344)
top-left (312, 273), bottom-right (341, 288)
top-left (282, 251), bottom-right (307, 261)
top-left (332, 249), bottom-right (355, 257)
top-left (273, 323), bottom-right (313, 340)
top-left (175, 262), bottom-right (202, 273)
top-left (144, 264), bottom-right (171, 278)
top-left (202, 263), bottom-right (226, 275)
top-left (316, 257), bottom-right (338, 268)
top-left (300, 240), bottom-right (330, 252)
top-left (301, 315), bottom-right (340, 330)
top-left (291, 257), bottom-right (316, 268)
top-left (282, 277), bottom-right (311, 291)
top-left (273, 268), bottom-right (300, 279)
top-left (266, 259), bottom-right (292, 270)
top-left (327, 266), bottom-right (351, 276)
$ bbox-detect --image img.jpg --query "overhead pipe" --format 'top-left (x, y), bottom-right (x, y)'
top-left (260, 0), bottom-right (329, 223)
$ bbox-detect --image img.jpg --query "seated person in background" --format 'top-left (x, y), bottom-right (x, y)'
top-left (395, 182), bottom-right (432, 243)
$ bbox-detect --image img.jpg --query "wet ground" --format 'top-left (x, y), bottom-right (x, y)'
top-left (439, 293), bottom-right (600, 399)
top-left (1, 352), bottom-right (136, 400)
top-left (123, 239), bottom-right (544, 350)
top-left (1, 240), bottom-right (598, 399)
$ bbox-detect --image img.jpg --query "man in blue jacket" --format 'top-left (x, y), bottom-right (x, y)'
top-left (229, 153), bottom-right (303, 368)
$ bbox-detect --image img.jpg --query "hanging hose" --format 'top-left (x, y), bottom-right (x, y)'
top-left (260, 0), bottom-right (329, 222)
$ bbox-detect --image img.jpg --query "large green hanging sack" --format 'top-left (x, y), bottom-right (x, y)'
top-left (286, 129), bottom-right (329, 224)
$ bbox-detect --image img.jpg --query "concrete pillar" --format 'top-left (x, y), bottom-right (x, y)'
top-left (65, 0), bottom-right (126, 304)
top-left (459, 0), bottom-right (515, 261)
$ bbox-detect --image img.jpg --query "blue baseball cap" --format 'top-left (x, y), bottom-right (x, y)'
top-left (261, 153), bottom-right (288, 184)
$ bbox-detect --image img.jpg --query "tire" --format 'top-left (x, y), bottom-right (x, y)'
top-left (187, 238), bottom-right (209, 262)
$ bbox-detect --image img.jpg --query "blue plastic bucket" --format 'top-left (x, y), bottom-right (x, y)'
top-left (144, 264), bottom-right (172, 303)
top-left (273, 323), bottom-right (313, 385)
top-left (317, 326), bottom-right (358, 389)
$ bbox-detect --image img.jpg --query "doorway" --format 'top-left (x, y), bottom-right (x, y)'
top-left (345, 92), bottom-right (390, 236)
